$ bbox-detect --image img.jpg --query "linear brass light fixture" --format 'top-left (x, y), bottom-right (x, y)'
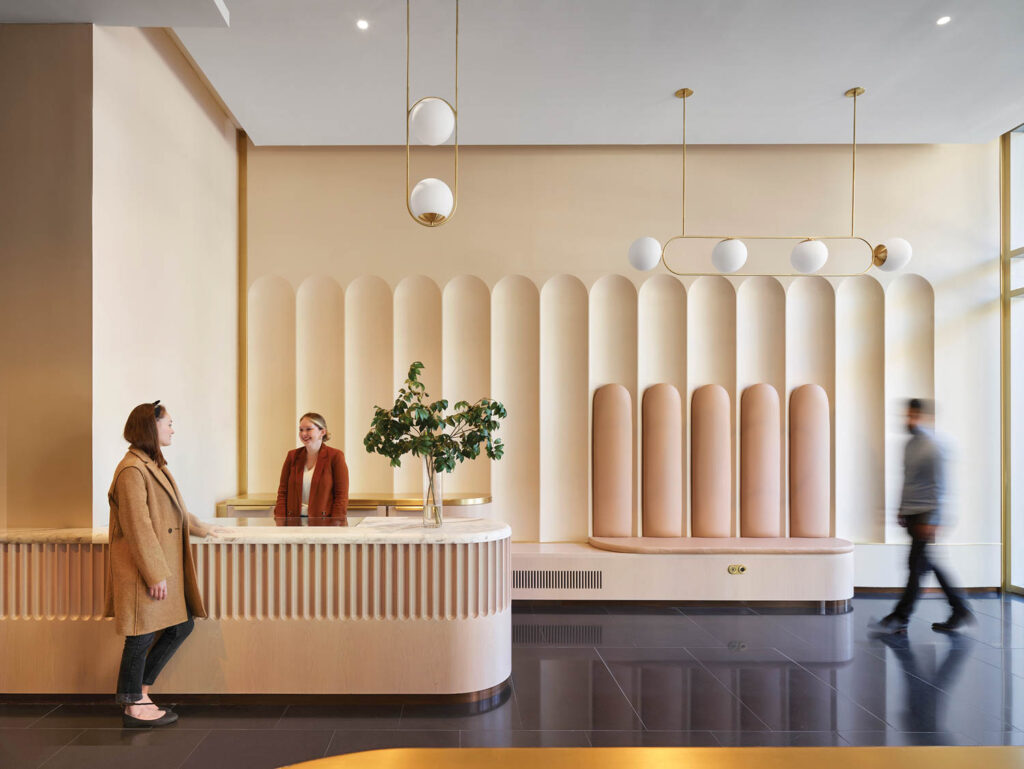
top-left (627, 87), bottom-right (913, 276)
top-left (405, 0), bottom-right (459, 227)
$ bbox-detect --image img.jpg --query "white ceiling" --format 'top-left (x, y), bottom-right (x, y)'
top-left (0, 0), bottom-right (229, 27)
top-left (4, 0), bottom-right (1024, 145)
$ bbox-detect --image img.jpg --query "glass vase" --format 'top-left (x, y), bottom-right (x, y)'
top-left (422, 459), bottom-right (444, 528)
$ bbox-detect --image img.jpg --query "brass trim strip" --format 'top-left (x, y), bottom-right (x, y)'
top-left (1010, 246), bottom-right (1024, 258)
top-left (1001, 131), bottom-right (1012, 590)
top-left (237, 131), bottom-right (248, 495)
top-left (1011, 288), bottom-right (1024, 299)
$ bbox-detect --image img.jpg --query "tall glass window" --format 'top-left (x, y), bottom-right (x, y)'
top-left (1006, 125), bottom-right (1024, 591)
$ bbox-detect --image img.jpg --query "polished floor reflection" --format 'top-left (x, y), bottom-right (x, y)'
top-left (3, 594), bottom-right (1024, 768)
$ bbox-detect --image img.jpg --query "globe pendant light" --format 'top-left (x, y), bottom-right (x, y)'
top-left (626, 87), bottom-right (912, 277)
top-left (405, 0), bottom-right (459, 227)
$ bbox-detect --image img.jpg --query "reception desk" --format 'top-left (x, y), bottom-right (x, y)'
top-left (0, 517), bottom-right (511, 699)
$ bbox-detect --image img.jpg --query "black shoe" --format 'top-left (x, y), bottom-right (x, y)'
top-left (868, 614), bottom-right (908, 635)
top-left (932, 610), bottom-right (976, 633)
top-left (122, 703), bottom-right (178, 728)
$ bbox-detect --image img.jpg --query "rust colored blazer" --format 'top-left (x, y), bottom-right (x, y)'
top-left (274, 444), bottom-right (349, 525)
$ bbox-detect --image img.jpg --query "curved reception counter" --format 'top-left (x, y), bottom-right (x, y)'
top-left (0, 517), bottom-right (511, 698)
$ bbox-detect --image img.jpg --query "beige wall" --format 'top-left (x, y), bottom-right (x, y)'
top-left (0, 25), bottom-right (94, 529)
top-left (247, 141), bottom-right (1001, 581)
top-left (91, 27), bottom-right (238, 525)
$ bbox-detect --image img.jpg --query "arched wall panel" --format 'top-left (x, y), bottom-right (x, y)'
top-left (740, 384), bottom-right (781, 538)
top-left (344, 276), bottom-right (394, 493)
top-left (787, 277), bottom-right (835, 534)
top-left (590, 275), bottom-right (639, 534)
top-left (790, 384), bottom-right (830, 538)
top-left (296, 276), bottom-right (345, 456)
top-left (393, 276), bottom-right (442, 494)
top-left (492, 276), bottom-right (540, 541)
top-left (638, 275), bottom-right (687, 531)
top-left (642, 384), bottom-right (684, 537)
top-left (248, 276), bottom-right (296, 494)
top-left (737, 277), bottom-right (786, 533)
top-left (836, 276), bottom-right (885, 543)
top-left (593, 384), bottom-right (633, 538)
top-left (691, 384), bottom-right (732, 538)
top-left (539, 275), bottom-right (589, 542)
top-left (885, 274), bottom-right (935, 541)
top-left (688, 277), bottom-right (736, 533)
top-left (442, 275), bottom-right (491, 495)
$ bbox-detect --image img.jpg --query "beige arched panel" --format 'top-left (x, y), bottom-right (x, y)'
top-left (787, 277), bottom-right (835, 534)
top-left (691, 384), bottom-right (731, 538)
top-left (491, 275), bottom-right (540, 541)
top-left (638, 275), bottom-right (687, 532)
top-left (836, 276), bottom-right (885, 543)
top-left (885, 274), bottom-right (935, 541)
top-left (740, 384), bottom-right (781, 538)
top-left (248, 276), bottom-right (296, 493)
top-left (737, 277), bottom-right (786, 533)
top-left (296, 276), bottom-right (344, 455)
top-left (345, 276), bottom-right (394, 493)
top-left (790, 384), bottom-right (830, 538)
top-left (539, 275), bottom-right (589, 542)
top-left (688, 277), bottom-right (736, 534)
top-left (593, 384), bottom-right (633, 538)
top-left (590, 274), bottom-right (639, 534)
top-left (442, 275), bottom-right (491, 495)
top-left (393, 275), bottom-right (442, 494)
top-left (642, 384), bottom-right (683, 537)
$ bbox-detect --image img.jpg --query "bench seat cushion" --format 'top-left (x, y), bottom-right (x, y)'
top-left (588, 536), bottom-right (853, 555)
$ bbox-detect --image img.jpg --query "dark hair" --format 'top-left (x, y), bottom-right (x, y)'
top-left (124, 401), bottom-right (168, 467)
top-left (300, 412), bottom-right (331, 442)
top-left (907, 398), bottom-right (934, 416)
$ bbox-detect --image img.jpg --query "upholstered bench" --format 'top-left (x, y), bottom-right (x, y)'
top-left (563, 381), bottom-right (855, 606)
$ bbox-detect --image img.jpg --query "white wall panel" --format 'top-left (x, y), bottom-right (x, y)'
top-left (248, 276), bottom-right (295, 494)
top-left (688, 277), bottom-right (737, 532)
top-left (491, 276), bottom-right (540, 541)
top-left (442, 275), bottom-right (491, 495)
top-left (590, 275), bottom-right (639, 535)
top-left (393, 276), bottom-right (442, 494)
top-left (836, 276), bottom-right (884, 543)
top-left (296, 276), bottom-right (344, 454)
top-left (345, 276), bottom-right (394, 493)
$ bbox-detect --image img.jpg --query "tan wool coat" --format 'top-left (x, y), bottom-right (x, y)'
top-left (103, 448), bottom-right (211, 636)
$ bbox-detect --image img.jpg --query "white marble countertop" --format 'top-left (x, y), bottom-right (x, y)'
top-left (0, 516), bottom-right (511, 545)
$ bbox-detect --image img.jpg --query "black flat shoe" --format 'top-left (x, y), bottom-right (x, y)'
top-left (122, 703), bottom-right (178, 728)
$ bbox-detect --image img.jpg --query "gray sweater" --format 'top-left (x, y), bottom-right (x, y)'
top-left (899, 427), bottom-right (945, 521)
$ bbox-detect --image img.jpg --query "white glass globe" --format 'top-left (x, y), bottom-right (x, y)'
top-left (790, 239), bottom-right (829, 273)
top-left (410, 178), bottom-right (454, 224)
top-left (409, 98), bottom-right (455, 145)
top-left (711, 238), bottom-right (747, 273)
top-left (628, 237), bottom-right (662, 271)
top-left (875, 237), bottom-right (913, 271)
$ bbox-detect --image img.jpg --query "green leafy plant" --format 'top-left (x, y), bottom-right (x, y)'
top-left (364, 361), bottom-right (507, 473)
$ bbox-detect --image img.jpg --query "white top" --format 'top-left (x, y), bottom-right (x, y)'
top-left (301, 466), bottom-right (313, 516)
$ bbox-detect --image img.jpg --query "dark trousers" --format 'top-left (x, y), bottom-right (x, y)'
top-left (893, 521), bottom-right (968, 621)
top-left (115, 615), bottom-right (194, 704)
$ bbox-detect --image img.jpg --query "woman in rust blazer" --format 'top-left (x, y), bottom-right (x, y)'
top-left (275, 412), bottom-right (349, 526)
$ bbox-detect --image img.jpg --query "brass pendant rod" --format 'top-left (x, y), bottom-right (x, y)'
top-left (682, 91), bottom-right (687, 236)
top-left (851, 89), bottom-right (857, 237)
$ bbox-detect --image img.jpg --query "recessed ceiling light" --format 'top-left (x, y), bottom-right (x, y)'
top-left (936, 16), bottom-right (951, 25)
top-left (356, 19), bottom-right (369, 30)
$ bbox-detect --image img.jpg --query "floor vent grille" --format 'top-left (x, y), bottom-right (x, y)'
top-left (512, 569), bottom-right (603, 590)
top-left (512, 624), bottom-right (604, 646)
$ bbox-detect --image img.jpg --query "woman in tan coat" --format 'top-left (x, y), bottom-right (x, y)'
top-left (105, 401), bottom-right (224, 727)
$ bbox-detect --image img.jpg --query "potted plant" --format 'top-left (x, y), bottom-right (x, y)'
top-left (364, 361), bottom-right (507, 527)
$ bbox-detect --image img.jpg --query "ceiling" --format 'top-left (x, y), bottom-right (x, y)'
top-left (3, 0), bottom-right (1024, 146)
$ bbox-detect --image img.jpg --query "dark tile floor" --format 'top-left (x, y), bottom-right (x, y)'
top-left (3, 594), bottom-right (1024, 768)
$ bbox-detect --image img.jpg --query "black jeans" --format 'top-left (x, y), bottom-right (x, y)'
top-left (893, 514), bottom-right (968, 621)
top-left (115, 614), bottom-right (194, 705)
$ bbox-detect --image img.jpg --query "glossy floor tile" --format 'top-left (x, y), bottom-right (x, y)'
top-left (4, 594), bottom-right (1024, 768)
